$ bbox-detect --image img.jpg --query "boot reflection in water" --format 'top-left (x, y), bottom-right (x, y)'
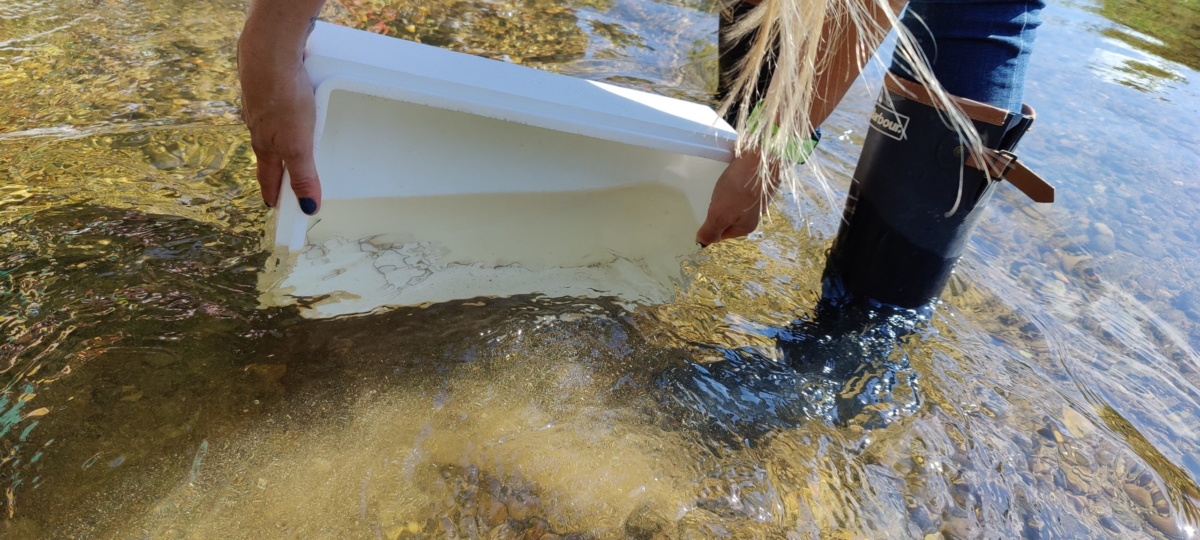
top-left (659, 0), bottom-right (1052, 444)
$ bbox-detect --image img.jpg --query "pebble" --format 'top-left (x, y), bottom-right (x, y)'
top-left (478, 491), bottom-right (508, 527)
top-left (625, 503), bottom-right (669, 540)
top-left (1040, 280), bottom-right (1067, 297)
top-left (1087, 222), bottom-right (1116, 254)
top-left (942, 513), bottom-right (982, 539)
top-left (1146, 512), bottom-right (1183, 539)
top-left (1059, 253), bottom-right (1092, 273)
top-left (1024, 514), bottom-right (1046, 540)
top-left (1124, 482), bottom-right (1153, 508)
top-left (522, 517), bottom-right (551, 540)
top-left (1064, 468), bottom-right (1090, 496)
top-left (1171, 291), bottom-right (1200, 321)
top-left (145, 145), bottom-right (184, 170)
top-left (1117, 238), bottom-right (1145, 257)
top-left (244, 363), bottom-right (287, 384)
top-left (505, 490), bottom-right (542, 522)
top-left (1098, 514), bottom-right (1122, 533)
top-left (1062, 406), bottom-right (1096, 438)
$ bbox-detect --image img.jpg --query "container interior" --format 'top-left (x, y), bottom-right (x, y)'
top-left (265, 89), bottom-right (728, 316)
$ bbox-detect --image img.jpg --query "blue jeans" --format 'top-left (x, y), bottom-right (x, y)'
top-left (889, 0), bottom-right (1046, 113)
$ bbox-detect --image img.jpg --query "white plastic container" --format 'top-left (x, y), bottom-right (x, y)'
top-left (260, 22), bottom-right (737, 318)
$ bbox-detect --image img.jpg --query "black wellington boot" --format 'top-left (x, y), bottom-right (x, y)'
top-left (823, 74), bottom-right (1053, 309)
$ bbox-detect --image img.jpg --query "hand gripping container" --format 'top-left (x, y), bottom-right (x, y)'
top-left (259, 22), bottom-right (738, 318)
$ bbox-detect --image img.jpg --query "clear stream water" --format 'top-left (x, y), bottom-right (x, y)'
top-left (2, 0), bottom-right (1200, 538)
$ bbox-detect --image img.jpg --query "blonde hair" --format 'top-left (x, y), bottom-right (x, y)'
top-left (717, 0), bottom-right (984, 217)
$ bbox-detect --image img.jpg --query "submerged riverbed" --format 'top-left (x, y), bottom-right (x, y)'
top-left (2, 0), bottom-right (1200, 537)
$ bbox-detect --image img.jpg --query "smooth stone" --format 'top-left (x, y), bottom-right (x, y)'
top-left (624, 503), bottom-right (670, 540)
top-left (1172, 291), bottom-right (1200, 321)
top-left (1144, 243), bottom-right (1167, 259)
top-left (1099, 515), bottom-right (1122, 533)
top-left (1060, 253), bottom-right (1092, 273)
top-left (1117, 238), bottom-right (1145, 257)
top-left (1041, 280), bottom-right (1068, 297)
top-left (505, 490), bottom-right (541, 522)
top-left (942, 514), bottom-right (982, 540)
top-left (1087, 232), bottom-right (1116, 255)
top-left (1062, 406), bottom-right (1096, 438)
top-left (1087, 222), bottom-right (1116, 251)
top-left (1146, 512), bottom-right (1183, 539)
top-left (1124, 482), bottom-right (1153, 508)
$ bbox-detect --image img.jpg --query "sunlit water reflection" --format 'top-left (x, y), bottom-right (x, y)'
top-left (2, 0), bottom-right (1200, 537)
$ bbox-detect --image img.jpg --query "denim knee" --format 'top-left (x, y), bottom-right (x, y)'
top-left (889, 0), bottom-right (1045, 112)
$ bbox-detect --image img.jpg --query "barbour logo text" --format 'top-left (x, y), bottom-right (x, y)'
top-left (870, 102), bottom-right (909, 141)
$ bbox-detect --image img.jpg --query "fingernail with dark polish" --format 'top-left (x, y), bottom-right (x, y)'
top-left (299, 198), bottom-right (317, 215)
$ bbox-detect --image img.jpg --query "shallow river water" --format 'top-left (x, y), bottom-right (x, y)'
top-left (2, 0), bottom-right (1200, 538)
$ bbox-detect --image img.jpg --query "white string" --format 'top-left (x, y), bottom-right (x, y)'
top-left (945, 146), bottom-right (964, 217)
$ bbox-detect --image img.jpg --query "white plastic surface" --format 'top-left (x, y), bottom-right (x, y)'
top-left (263, 22), bottom-right (738, 316)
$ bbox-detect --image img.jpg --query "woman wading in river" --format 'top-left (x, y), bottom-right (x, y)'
top-left (238, 0), bottom-right (1054, 435)
top-left (238, 0), bottom-right (1051, 313)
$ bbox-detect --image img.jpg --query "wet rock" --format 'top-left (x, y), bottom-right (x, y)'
top-left (1063, 467), bottom-right (1090, 496)
top-left (1037, 420), bottom-right (1069, 444)
top-left (1022, 514), bottom-right (1045, 540)
top-left (1040, 280), bottom-right (1067, 297)
top-left (504, 489), bottom-right (542, 522)
top-left (1011, 431), bottom-right (1034, 452)
top-left (1171, 291), bottom-right (1200, 321)
top-left (1146, 512), bottom-right (1184, 539)
top-left (907, 500), bottom-right (941, 533)
top-left (1059, 253), bottom-right (1092, 273)
top-left (1113, 506), bottom-right (1144, 532)
top-left (1152, 488), bottom-right (1171, 514)
top-left (1087, 223), bottom-right (1116, 254)
top-left (245, 363), bottom-right (286, 384)
top-left (1117, 238), bottom-right (1145, 257)
top-left (1098, 514), bottom-right (1122, 533)
top-left (0, 518), bottom-right (42, 540)
top-left (1124, 482), bottom-right (1153, 508)
top-left (625, 503), bottom-right (670, 540)
top-left (383, 521), bottom-right (422, 540)
top-left (942, 509), bottom-right (982, 539)
top-left (244, 363), bottom-right (287, 394)
top-left (145, 145), bottom-right (185, 170)
top-left (1163, 308), bottom-right (1190, 326)
top-left (1065, 405), bottom-right (1099, 439)
top-left (477, 490), bottom-right (508, 527)
top-left (521, 517), bottom-right (552, 540)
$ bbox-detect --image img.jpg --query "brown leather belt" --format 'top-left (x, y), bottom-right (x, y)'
top-left (885, 76), bottom-right (1056, 204)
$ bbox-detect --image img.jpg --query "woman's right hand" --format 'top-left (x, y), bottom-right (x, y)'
top-left (695, 150), bottom-right (779, 246)
top-left (238, 5), bottom-right (325, 215)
